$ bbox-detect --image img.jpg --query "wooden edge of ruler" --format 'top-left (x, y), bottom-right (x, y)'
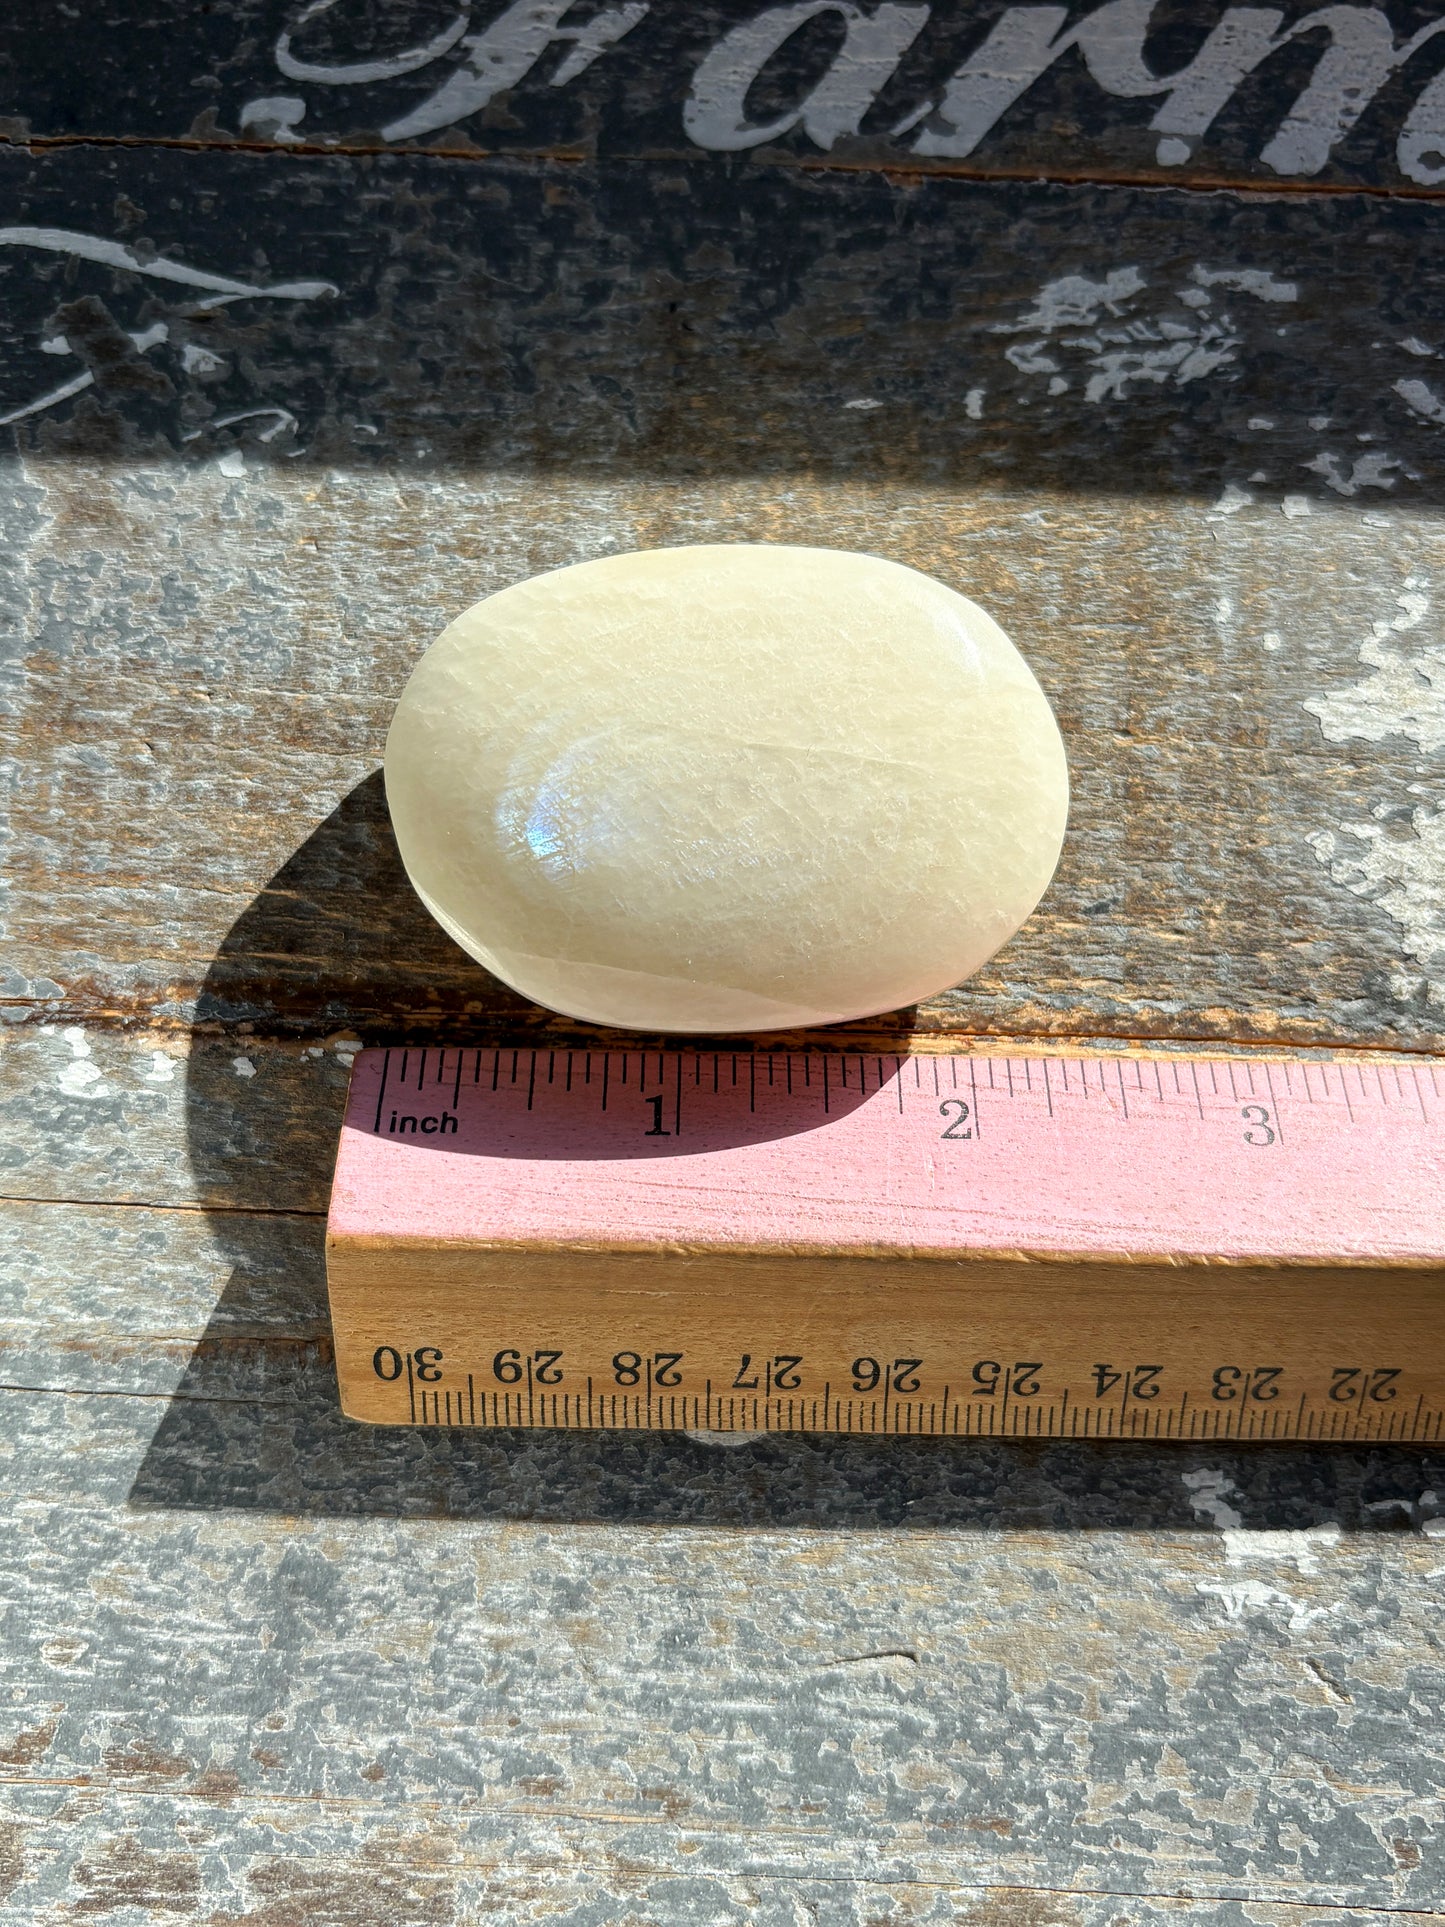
top-left (329, 1231), bottom-right (1445, 1269)
top-left (326, 1241), bottom-right (1445, 1441)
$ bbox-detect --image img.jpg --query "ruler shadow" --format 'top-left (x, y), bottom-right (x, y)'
top-left (126, 1212), bottom-right (1445, 1527)
top-left (127, 774), bottom-right (1445, 1528)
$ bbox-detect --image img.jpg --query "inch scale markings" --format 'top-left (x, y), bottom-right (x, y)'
top-left (328, 1047), bottom-right (1445, 1441)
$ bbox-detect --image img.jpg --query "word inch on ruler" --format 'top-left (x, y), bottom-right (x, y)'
top-left (326, 1047), bottom-right (1445, 1443)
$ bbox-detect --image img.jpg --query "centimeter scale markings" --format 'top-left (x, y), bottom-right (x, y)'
top-left (326, 1046), bottom-right (1445, 1442)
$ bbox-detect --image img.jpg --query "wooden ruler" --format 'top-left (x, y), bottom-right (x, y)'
top-left (326, 1046), bottom-right (1445, 1441)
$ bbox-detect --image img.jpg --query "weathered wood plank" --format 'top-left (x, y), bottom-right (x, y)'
top-left (7, 0), bottom-right (1445, 199)
top-left (0, 1792), bottom-right (1438, 1926)
top-left (4, 142), bottom-right (1445, 494)
top-left (0, 1198), bottom-right (1443, 1920)
top-left (4, 452), bottom-right (1444, 1050)
top-left (1, 147), bottom-right (1443, 1049)
top-left (7, 1176), bottom-right (1443, 1920)
top-left (0, 1029), bottom-right (343, 1213)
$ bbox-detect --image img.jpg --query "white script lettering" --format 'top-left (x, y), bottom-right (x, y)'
top-left (911, 0), bottom-right (1445, 178)
top-left (381, 0), bottom-right (650, 142)
top-left (684, 1), bottom-right (929, 151)
top-left (274, 0), bottom-right (1445, 186)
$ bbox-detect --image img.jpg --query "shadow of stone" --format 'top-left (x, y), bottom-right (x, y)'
top-left (128, 1226), bottom-right (1445, 1526)
top-left (126, 773), bottom-right (1445, 1528)
top-left (190, 770), bottom-right (535, 1047)
top-left (355, 1044), bottom-right (890, 1162)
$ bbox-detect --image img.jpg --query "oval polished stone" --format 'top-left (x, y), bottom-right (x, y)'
top-left (384, 545), bottom-right (1069, 1032)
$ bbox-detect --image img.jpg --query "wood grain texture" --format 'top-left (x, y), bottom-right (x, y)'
top-left (4, 452), bottom-right (1444, 1051)
top-left (1, 1027), bottom-right (1444, 1910)
top-left (0, 1179), bottom-right (1444, 1918)
top-left (329, 1241), bottom-right (1445, 1437)
top-left (4, 142), bottom-right (1445, 493)
top-left (1, 144), bottom-right (1443, 1049)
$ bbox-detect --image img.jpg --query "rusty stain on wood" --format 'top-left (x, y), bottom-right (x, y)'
top-left (12, 0), bottom-right (1445, 200)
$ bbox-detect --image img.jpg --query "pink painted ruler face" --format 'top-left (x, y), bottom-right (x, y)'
top-left (328, 1048), bottom-right (1445, 1265)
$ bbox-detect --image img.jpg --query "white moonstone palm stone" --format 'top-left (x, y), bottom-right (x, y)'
top-left (384, 545), bottom-right (1068, 1032)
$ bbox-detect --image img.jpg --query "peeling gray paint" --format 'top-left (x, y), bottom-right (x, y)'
top-left (1306, 577), bottom-right (1445, 1005)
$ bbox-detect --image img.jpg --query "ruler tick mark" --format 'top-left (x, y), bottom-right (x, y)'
top-left (1263, 1063), bottom-right (1283, 1141)
top-left (372, 1048), bottom-right (392, 1134)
